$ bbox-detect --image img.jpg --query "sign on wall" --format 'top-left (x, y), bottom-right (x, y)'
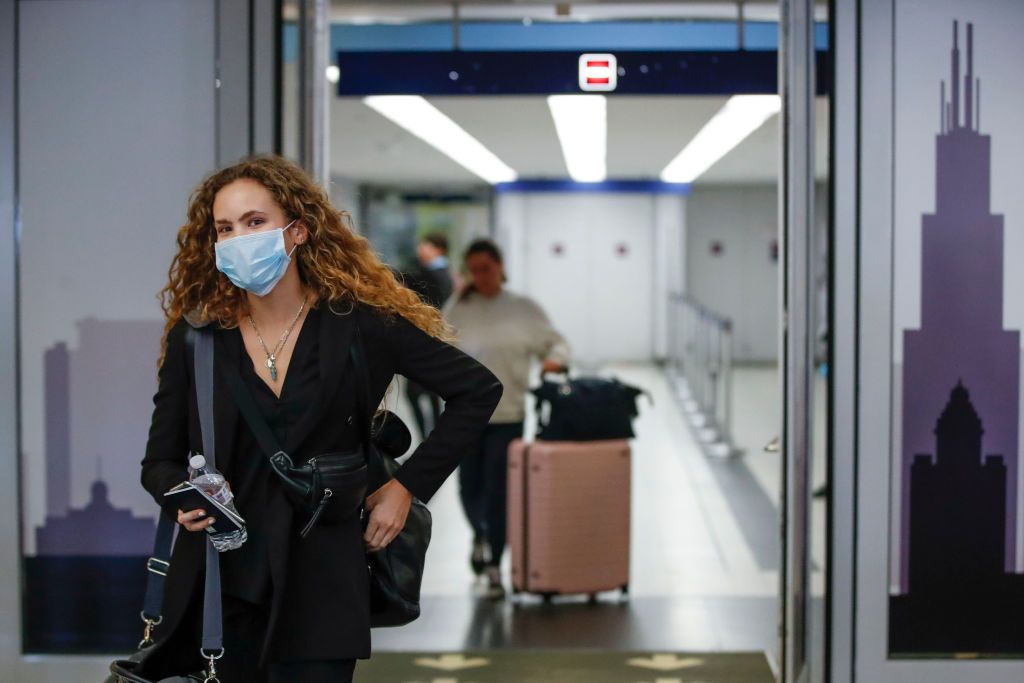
top-left (578, 53), bottom-right (618, 92)
top-left (887, 10), bottom-right (1024, 657)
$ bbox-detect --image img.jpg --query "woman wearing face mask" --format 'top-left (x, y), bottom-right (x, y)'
top-left (138, 156), bottom-right (502, 683)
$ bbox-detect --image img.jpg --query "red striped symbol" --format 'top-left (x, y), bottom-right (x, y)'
top-left (587, 59), bottom-right (610, 84)
top-left (579, 53), bottom-right (617, 92)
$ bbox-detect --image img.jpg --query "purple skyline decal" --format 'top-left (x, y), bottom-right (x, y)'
top-left (899, 20), bottom-right (1019, 587)
top-left (24, 319), bottom-right (164, 652)
top-left (32, 320), bottom-right (163, 557)
top-left (890, 21), bottom-right (1024, 656)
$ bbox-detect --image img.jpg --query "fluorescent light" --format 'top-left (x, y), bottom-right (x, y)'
top-left (660, 95), bottom-right (781, 184)
top-left (363, 95), bottom-right (517, 184)
top-left (547, 94), bottom-right (607, 183)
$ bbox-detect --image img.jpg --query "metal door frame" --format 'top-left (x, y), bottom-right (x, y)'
top-left (779, 1), bottom-right (820, 682)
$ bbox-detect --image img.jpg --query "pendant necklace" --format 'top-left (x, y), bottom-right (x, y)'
top-left (248, 297), bottom-right (307, 382)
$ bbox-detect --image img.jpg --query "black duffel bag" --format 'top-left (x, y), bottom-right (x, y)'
top-left (533, 375), bottom-right (648, 442)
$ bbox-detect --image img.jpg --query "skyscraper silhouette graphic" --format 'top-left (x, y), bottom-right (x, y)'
top-left (899, 20), bottom-right (1019, 586)
top-left (890, 21), bottom-right (1024, 655)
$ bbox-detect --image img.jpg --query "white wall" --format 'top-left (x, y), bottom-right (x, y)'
top-left (5, 1), bottom-right (220, 678)
top-left (18, 0), bottom-right (217, 553)
top-left (686, 184), bottom-right (780, 363)
top-left (497, 191), bottom-right (686, 368)
top-left (686, 183), bottom-right (827, 364)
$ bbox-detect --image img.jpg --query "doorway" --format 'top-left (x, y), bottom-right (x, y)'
top-left (281, 1), bottom-right (831, 681)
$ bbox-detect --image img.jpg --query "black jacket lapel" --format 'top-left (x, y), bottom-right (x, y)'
top-left (282, 303), bottom-right (356, 458)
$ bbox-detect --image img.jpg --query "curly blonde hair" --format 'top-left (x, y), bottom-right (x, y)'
top-left (159, 155), bottom-right (450, 362)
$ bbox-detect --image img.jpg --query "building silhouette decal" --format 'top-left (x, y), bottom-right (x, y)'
top-left (24, 319), bottom-right (163, 652)
top-left (36, 477), bottom-right (156, 556)
top-left (890, 21), bottom-right (1024, 655)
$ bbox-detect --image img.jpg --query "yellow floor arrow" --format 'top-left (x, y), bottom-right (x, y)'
top-left (413, 654), bottom-right (491, 671)
top-left (627, 654), bottom-right (705, 671)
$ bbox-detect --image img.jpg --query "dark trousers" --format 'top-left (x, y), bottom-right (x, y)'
top-left (405, 379), bottom-right (441, 440)
top-left (458, 422), bottom-right (523, 566)
top-left (156, 591), bottom-right (357, 683)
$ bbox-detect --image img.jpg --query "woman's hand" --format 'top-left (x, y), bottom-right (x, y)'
top-left (541, 359), bottom-right (566, 374)
top-left (177, 508), bottom-right (216, 532)
top-left (363, 479), bottom-right (413, 552)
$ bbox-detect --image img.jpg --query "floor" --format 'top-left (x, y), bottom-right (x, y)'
top-left (354, 650), bottom-right (775, 683)
top-left (374, 363), bottom-right (827, 664)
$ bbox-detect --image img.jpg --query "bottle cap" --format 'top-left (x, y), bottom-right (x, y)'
top-left (189, 454), bottom-right (207, 470)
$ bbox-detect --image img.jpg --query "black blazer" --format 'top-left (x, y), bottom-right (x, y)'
top-left (139, 301), bottom-right (501, 668)
top-left (403, 263), bottom-right (453, 310)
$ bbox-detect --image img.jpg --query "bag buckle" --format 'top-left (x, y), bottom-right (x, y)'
top-left (200, 647), bottom-right (224, 683)
top-left (146, 557), bottom-right (169, 577)
top-left (138, 611), bottom-right (163, 649)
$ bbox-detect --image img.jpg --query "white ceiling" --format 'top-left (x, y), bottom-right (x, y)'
top-left (321, 2), bottom-right (831, 23)
top-left (329, 95), bottom-right (829, 186)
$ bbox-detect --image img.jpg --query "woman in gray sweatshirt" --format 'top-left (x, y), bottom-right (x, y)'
top-left (443, 239), bottom-right (570, 600)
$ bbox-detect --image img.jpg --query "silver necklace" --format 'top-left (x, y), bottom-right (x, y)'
top-left (247, 298), bottom-right (307, 382)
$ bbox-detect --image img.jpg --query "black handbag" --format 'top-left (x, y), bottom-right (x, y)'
top-left (351, 331), bottom-right (432, 628)
top-left (220, 357), bottom-right (368, 538)
top-left (533, 374), bottom-right (649, 441)
top-left (108, 327), bottom-right (225, 683)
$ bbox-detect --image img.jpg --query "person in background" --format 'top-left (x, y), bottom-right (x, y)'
top-left (443, 238), bottom-right (569, 600)
top-left (402, 232), bottom-right (454, 439)
top-left (412, 232), bottom-right (454, 307)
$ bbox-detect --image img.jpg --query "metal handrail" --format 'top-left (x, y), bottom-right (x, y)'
top-left (666, 292), bottom-right (737, 456)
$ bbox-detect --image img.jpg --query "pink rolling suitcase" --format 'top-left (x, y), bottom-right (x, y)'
top-left (507, 438), bottom-right (631, 600)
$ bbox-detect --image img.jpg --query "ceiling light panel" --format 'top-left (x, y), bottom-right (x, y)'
top-left (547, 94), bottom-right (607, 183)
top-left (660, 95), bottom-right (781, 184)
top-left (363, 95), bottom-right (518, 184)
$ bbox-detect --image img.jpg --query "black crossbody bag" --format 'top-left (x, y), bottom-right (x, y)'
top-left (219, 344), bottom-right (368, 539)
top-left (223, 321), bottom-right (431, 626)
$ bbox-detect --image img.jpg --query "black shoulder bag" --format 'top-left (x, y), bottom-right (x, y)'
top-left (107, 327), bottom-right (225, 683)
top-left (351, 325), bottom-right (432, 628)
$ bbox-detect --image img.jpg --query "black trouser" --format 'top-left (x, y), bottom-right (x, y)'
top-left (458, 422), bottom-right (523, 566)
top-left (405, 379), bottom-right (441, 440)
top-left (161, 591), bottom-right (358, 683)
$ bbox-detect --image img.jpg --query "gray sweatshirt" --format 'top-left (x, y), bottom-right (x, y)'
top-left (444, 289), bottom-right (571, 424)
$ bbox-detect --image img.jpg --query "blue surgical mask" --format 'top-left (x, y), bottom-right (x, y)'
top-left (214, 220), bottom-right (298, 296)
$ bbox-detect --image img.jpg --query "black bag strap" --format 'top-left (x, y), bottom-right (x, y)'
top-left (138, 326), bottom-right (225, 669)
top-left (141, 511), bottom-right (174, 626)
top-left (221, 363), bottom-right (287, 461)
top-left (191, 328), bottom-right (224, 656)
top-left (140, 329), bottom-right (226, 653)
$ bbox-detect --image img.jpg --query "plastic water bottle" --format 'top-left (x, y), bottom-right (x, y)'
top-left (188, 454), bottom-right (247, 552)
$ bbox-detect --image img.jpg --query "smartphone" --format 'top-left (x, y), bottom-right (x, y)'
top-left (164, 482), bottom-right (245, 534)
